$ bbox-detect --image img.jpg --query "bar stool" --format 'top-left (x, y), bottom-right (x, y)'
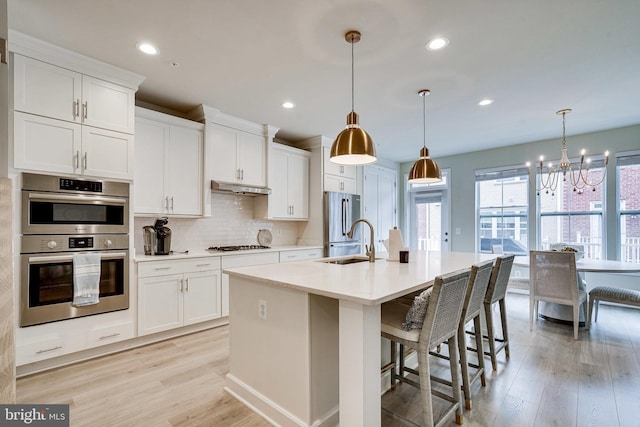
top-left (483, 254), bottom-right (515, 370)
top-left (381, 268), bottom-right (471, 426)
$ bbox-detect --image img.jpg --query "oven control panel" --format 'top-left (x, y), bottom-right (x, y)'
top-left (21, 234), bottom-right (129, 253)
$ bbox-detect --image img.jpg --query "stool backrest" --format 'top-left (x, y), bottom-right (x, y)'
top-left (420, 268), bottom-right (471, 351)
top-left (530, 250), bottom-right (579, 302)
top-left (462, 259), bottom-right (495, 323)
top-left (485, 254), bottom-right (515, 305)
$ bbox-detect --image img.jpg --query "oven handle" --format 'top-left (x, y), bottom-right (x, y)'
top-left (28, 192), bottom-right (127, 205)
top-left (27, 252), bottom-right (128, 263)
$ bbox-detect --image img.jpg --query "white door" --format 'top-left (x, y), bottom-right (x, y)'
top-left (167, 125), bottom-right (203, 215)
top-left (138, 274), bottom-right (183, 336)
top-left (238, 131), bottom-right (266, 186)
top-left (210, 124), bottom-right (241, 183)
top-left (134, 118), bottom-right (168, 214)
top-left (81, 75), bottom-right (135, 134)
top-left (183, 271), bottom-right (221, 325)
top-left (288, 152), bottom-right (309, 219)
top-left (81, 126), bottom-right (133, 179)
top-left (410, 191), bottom-right (450, 252)
top-left (269, 148), bottom-right (290, 218)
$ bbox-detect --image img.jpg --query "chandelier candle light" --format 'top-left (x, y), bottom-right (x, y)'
top-left (532, 109), bottom-right (609, 195)
top-left (408, 89), bottom-right (442, 184)
top-left (330, 30), bottom-right (377, 166)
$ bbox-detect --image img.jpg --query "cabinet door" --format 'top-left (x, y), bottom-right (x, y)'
top-left (183, 270), bottom-right (221, 325)
top-left (377, 168), bottom-right (397, 247)
top-left (323, 174), bottom-right (357, 195)
top-left (210, 124), bottom-right (240, 183)
top-left (238, 131), bottom-right (265, 186)
top-left (14, 111), bottom-right (81, 174)
top-left (138, 274), bottom-right (183, 336)
top-left (221, 272), bottom-right (229, 317)
top-left (288, 152), bottom-right (309, 219)
top-left (323, 146), bottom-right (357, 179)
top-left (134, 118), bottom-right (169, 214)
top-left (166, 125), bottom-right (203, 215)
top-left (81, 126), bottom-right (134, 179)
top-left (13, 55), bottom-right (81, 123)
top-left (82, 76), bottom-right (135, 134)
top-left (268, 148), bottom-right (290, 218)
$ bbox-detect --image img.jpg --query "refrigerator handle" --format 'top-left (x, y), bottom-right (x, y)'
top-left (341, 198), bottom-right (346, 235)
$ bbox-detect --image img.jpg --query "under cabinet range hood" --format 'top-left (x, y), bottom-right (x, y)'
top-left (210, 180), bottom-right (271, 196)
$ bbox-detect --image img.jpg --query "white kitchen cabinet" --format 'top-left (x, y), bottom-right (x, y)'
top-left (323, 146), bottom-right (357, 179)
top-left (279, 248), bottom-right (323, 263)
top-left (322, 146), bottom-right (357, 195)
top-left (13, 111), bottom-right (134, 180)
top-left (13, 54), bottom-right (135, 134)
top-left (138, 257), bottom-right (221, 336)
top-left (134, 108), bottom-right (204, 216)
top-left (220, 252), bottom-right (280, 317)
top-left (210, 123), bottom-right (266, 187)
top-left (363, 165), bottom-right (398, 253)
top-left (323, 173), bottom-right (357, 194)
top-left (255, 144), bottom-right (310, 220)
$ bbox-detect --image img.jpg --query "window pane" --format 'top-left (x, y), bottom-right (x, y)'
top-left (618, 155), bottom-right (640, 263)
top-left (539, 167), bottom-right (604, 213)
top-left (620, 214), bottom-right (640, 263)
top-left (619, 162), bottom-right (640, 211)
top-left (540, 214), bottom-right (602, 259)
top-left (477, 173), bottom-right (529, 254)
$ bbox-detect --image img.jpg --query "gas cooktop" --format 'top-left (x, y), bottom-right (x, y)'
top-left (207, 245), bottom-right (270, 252)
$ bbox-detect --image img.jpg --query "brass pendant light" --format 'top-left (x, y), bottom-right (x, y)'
top-left (330, 30), bottom-right (377, 165)
top-left (408, 89), bottom-right (442, 184)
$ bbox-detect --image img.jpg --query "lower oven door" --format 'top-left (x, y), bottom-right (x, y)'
top-left (20, 250), bottom-right (129, 327)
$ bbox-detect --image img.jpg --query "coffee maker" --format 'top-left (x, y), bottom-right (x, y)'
top-left (143, 217), bottom-right (172, 255)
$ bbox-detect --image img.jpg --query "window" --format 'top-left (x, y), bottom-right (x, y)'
top-left (476, 167), bottom-right (529, 255)
top-left (538, 158), bottom-right (606, 260)
top-left (406, 169), bottom-right (450, 252)
top-left (617, 152), bottom-right (640, 263)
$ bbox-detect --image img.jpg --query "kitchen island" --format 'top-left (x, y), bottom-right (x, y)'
top-left (224, 251), bottom-right (496, 427)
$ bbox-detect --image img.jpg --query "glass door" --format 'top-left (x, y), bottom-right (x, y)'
top-left (410, 192), bottom-right (450, 252)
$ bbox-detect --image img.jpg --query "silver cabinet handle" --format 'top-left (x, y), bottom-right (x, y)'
top-left (236, 169), bottom-right (241, 180)
top-left (185, 277), bottom-right (189, 292)
top-left (196, 263), bottom-right (212, 267)
top-left (179, 279), bottom-right (184, 293)
top-left (36, 345), bottom-right (62, 354)
top-left (73, 100), bottom-right (80, 118)
top-left (165, 197), bottom-right (169, 210)
top-left (83, 101), bottom-right (88, 119)
top-left (170, 196), bottom-right (174, 210)
top-left (154, 266), bottom-right (171, 271)
top-left (83, 152), bottom-right (87, 170)
top-left (74, 151), bottom-right (80, 169)
top-left (99, 333), bottom-right (120, 340)
top-left (240, 169), bottom-right (244, 181)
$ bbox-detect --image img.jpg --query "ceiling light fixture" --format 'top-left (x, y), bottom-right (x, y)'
top-left (329, 30), bottom-right (377, 166)
top-left (136, 42), bottom-right (159, 55)
top-left (426, 37), bottom-right (449, 51)
top-left (478, 99), bottom-right (494, 106)
top-left (408, 89), bottom-right (442, 184)
top-left (282, 101), bottom-right (295, 109)
top-left (532, 108), bottom-right (609, 195)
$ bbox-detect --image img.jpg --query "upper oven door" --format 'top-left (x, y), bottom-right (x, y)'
top-left (22, 191), bottom-right (129, 235)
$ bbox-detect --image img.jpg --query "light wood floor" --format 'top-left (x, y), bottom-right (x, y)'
top-left (16, 293), bottom-right (640, 426)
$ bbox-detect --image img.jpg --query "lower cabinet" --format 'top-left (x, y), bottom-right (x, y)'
top-left (137, 257), bottom-right (221, 336)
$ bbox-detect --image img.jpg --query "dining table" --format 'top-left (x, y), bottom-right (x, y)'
top-left (513, 255), bottom-right (640, 323)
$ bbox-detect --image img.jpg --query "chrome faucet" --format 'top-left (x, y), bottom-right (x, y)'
top-left (347, 219), bottom-right (375, 262)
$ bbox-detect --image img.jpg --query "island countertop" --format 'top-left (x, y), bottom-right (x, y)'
top-left (224, 250), bottom-right (496, 305)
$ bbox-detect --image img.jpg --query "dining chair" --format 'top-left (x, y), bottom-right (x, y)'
top-left (490, 244), bottom-right (529, 292)
top-left (429, 259), bottom-right (494, 410)
top-left (529, 250), bottom-right (588, 340)
top-left (381, 268), bottom-right (471, 426)
top-left (483, 254), bottom-right (514, 370)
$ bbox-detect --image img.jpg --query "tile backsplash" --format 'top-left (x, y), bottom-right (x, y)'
top-left (133, 193), bottom-right (299, 254)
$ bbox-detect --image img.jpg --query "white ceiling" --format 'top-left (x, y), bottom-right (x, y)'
top-left (8, 0), bottom-right (640, 163)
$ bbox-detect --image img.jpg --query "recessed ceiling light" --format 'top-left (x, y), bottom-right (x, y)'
top-left (136, 42), bottom-right (159, 55)
top-left (426, 37), bottom-right (449, 51)
top-left (478, 99), bottom-right (494, 106)
top-left (282, 101), bottom-right (295, 109)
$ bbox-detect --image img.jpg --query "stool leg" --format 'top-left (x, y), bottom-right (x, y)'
top-left (473, 315), bottom-right (487, 386)
top-left (499, 298), bottom-right (510, 358)
top-left (484, 302), bottom-right (498, 371)
top-left (457, 323), bottom-right (472, 409)
top-left (390, 340), bottom-right (397, 387)
top-left (594, 300), bottom-right (599, 322)
top-left (448, 335), bottom-right (464, 425)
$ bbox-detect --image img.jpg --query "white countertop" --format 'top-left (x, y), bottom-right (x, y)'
top-left (134, 245), bottom-right (322, 262)
top-left (225, 251), bottom-right (496, 305)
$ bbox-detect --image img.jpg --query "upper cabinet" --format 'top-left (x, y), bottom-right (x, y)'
top-left (134, 108), bottom-right (204, 217)
top-left (209, 123), bottom-right (266, 187)
top-left (13, 55), bottom-right (135, 134)
top-left (9, 31), bottom-right (144, 179)
top-left (363, 165), bottom-right (398, 253)
top-left (255, 144), bottom-right (310, 220)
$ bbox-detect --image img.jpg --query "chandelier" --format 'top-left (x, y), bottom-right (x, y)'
top-left (532, 109), bottom-right (608, 195)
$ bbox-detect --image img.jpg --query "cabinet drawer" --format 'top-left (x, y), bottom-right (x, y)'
top-left (138, 257), bottom-right (220, 277)
top-left (280, 249), bottom-right (323, 263)
top-left (88, 321), bottom-right (134, 348)
top-left (16, 335), bottom-right (66, 365)
top-left (221, 252), bottom-right (280, 268)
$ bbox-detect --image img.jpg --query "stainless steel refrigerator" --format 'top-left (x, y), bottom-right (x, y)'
top-left (323, 191), bottom-right (362, 257)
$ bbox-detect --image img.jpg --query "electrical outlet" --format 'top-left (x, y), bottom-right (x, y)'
top-left (258, 299), bottom-right (267, 320)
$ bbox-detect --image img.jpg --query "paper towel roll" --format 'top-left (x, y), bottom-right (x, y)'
top-left (386, 227), bottom-right (404, 261)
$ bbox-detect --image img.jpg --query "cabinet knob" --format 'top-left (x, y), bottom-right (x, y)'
top-left (47, 240), bottom-right (58, 249)
top-left (104, 239), bottom-right (113, 248)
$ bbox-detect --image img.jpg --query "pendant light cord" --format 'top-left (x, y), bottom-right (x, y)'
top-left (422, 92), bottom-right (426, 149)
top-left (351, 33), bottom-right (355, 112)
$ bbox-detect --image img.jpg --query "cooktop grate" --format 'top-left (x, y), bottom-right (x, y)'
top-left (207, 245), bottom-right (270, 252)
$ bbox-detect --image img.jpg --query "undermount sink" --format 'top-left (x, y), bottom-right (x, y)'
top-left (321, 257), bottom-right (370, 265)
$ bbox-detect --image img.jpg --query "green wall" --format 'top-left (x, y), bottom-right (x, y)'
top-left (399, 124), bottom-right (640, 260)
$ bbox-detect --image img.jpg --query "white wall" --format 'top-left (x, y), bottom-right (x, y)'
top-left (133, 192), bottom-right (299, 254)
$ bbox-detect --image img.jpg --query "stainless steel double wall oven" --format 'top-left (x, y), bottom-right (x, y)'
top-left (20, 173), bottom-right (130, 326)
